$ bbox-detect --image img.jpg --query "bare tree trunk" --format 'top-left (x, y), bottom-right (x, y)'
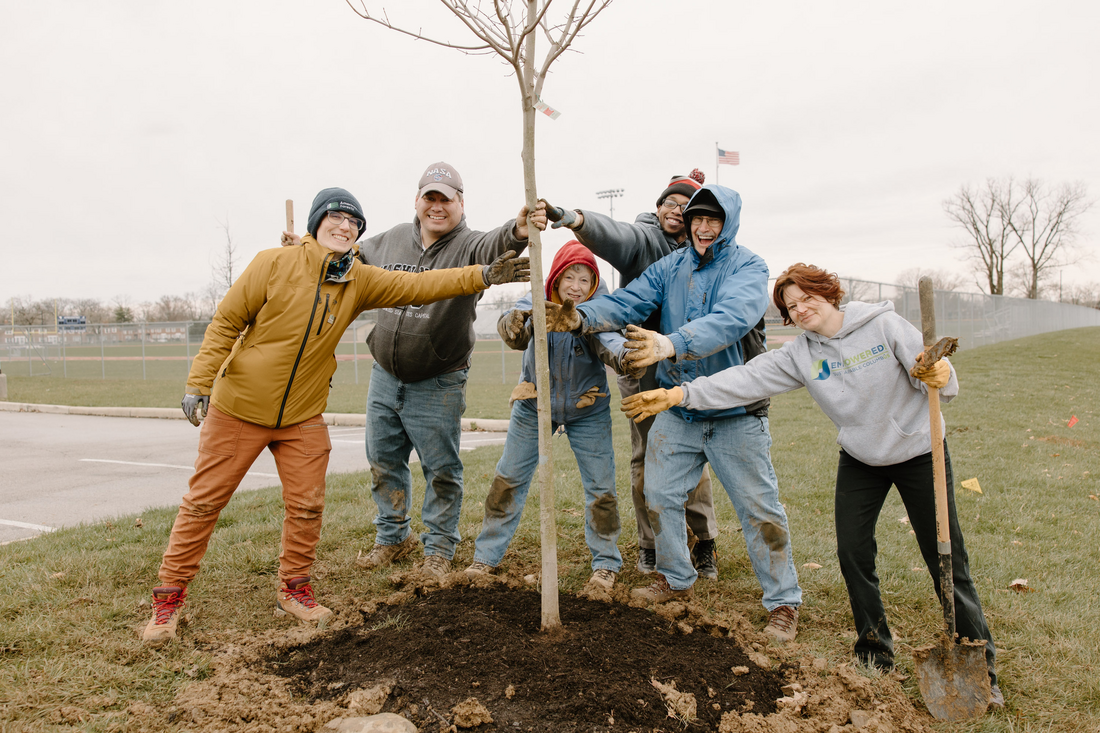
top-left (519, 0), bottom-right (559, 630)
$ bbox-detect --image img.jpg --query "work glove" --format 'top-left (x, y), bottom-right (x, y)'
top-left (622, 360), bottom-right (648, 380)
top-left (483, 250), bottom-right (532, 286)
top-left (575, 386), bottom-right (608, 409)
top-left (544, 299), bottom-right (582, 332)
top-left (181, 394), bottom-right (209, 427)
top-left (622, 325), bottom-right (676, 369)
top-left (539, 198), bottom-right (578, 229)
top-left (620, 386), bottom-right (684, 424)
top-left (281, 231), bottom-right (301, 247)
top-left (910, 356), bottom-right (951, 389)
top-left (499, 309), bottom-right (531, 347)
top-left (509, 381), bottom-right (537, 405)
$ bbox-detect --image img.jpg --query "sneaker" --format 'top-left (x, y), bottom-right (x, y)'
top-left (989, 683), bottom-right (1004, 709)
top-left (630, 574), bottom-right (693, 604)
top-left (587, 568), bottom-right (617, 591)
top-left (763, 605), bottom-right (799, 643)
top-left (421, 554), bottom-right (452, 578)
top-left (356, 534), bottom-right (420, 570)
top-left (692, 539), bottom-right (718, 580)
top-left (636, 547), bottom-right (656, 575)
top-left (275, 576), bottom-right (334, 626)
top-left (142, 586), bottom-right (186, 645)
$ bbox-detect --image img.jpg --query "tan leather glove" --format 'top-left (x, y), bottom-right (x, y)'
top-left (544, 299), bottom-right (582, 332)
top-left (910, 356), bottom-right (951, 389)
top-left (622, 325), bottom-right (676, 369)
top-left (575, 386), bottom-right (608, 409)
top-left (620, 386), bottom-right (684, 423)
top-left (509, 381), bottom-right (538, 405)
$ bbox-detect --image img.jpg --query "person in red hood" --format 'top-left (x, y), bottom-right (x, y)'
top-left (464, 242), bottom-right (637, 593)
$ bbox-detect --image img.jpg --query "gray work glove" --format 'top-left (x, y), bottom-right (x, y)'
top-left (544, 299), bottom-right (582, 332)
top-left (540, 198), bottom-right (578, 229)
top-left (482, 250), bottom-right (532, 286)
top-left (181, 394), bottom-right (209, 427)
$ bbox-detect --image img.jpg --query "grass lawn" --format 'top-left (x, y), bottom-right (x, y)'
top-left (0, 327), bottom-right (1097, 731)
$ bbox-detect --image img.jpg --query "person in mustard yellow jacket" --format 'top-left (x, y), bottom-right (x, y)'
top-left (142, 187), bottom-right (531, 645)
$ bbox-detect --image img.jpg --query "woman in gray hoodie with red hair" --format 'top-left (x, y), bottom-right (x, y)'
top-left (621, 262), bottom-right (1002, 708)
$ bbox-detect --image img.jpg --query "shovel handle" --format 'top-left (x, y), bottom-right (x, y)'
top-left (285, 199), bottom-right (294, 233)
top-left (919, 277), bottom-right (956, 638)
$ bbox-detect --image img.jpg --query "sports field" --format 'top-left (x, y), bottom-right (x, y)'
top-left (0, 327), bottom-right (1097, 731)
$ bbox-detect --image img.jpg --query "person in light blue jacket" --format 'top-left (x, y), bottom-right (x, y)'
top-left (465, 241), bottom-right (634, 592)
top-left (542, 185), bottom-right (803, 642)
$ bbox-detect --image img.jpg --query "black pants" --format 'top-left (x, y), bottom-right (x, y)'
top-left (834, 443), bottom-right (996, 684)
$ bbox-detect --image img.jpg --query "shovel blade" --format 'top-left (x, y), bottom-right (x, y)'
top-left (913, 639), bottom-right (991, 721)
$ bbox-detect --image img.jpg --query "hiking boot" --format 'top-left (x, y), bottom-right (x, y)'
top-left (356, 534), bottom-right (420, 570)
top-left (421, 554), bottom-right (452, 579)
top-left (275, 576), bottom-right (333, 626)
top-left (989, 684), bottom-right (1004, 709)
top-left (465, 561), bottom-right (495, 576)
top-left (142, 586), bottom-right (186, 645)
top-left (586, 568), bottom-right (617, 592)
top-left (636, 547), bottom-right (656, 575)
top-left (763, 605), bottom-right (799, 643)
top-left (631, 574), bottom-right (693, 604)
top-left (692, 539), bottom-right (718, 580)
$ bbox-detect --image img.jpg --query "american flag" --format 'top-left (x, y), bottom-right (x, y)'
top-left (717, 148), bottom-right (740, 166)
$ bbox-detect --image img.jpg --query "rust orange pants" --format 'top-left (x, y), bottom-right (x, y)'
top-left (158, 405), bottom-right (332, 588)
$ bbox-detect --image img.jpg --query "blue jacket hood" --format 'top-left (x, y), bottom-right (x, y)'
top-left (684, 185), bottom-right (742, 258)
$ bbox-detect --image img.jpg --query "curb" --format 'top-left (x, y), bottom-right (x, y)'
top-left (0, 401), bottom-right (511, 433)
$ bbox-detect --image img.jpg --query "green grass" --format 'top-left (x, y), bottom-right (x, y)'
top-left (0, 327), bottom-right (1098, 731)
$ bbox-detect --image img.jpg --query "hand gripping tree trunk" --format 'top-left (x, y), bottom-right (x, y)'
top-left (347, 0), bottom-right (614, 631)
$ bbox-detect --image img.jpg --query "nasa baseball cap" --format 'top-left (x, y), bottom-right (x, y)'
top-left (417, 161), bottom-right (464, 199)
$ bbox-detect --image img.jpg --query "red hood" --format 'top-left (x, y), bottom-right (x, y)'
top-left (546, 240), bottom-right (600, 304)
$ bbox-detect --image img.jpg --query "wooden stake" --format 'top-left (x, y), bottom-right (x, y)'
top-left (285, 200), bottom-right (294, 233)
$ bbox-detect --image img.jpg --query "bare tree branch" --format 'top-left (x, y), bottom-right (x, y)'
top-left (943, 177), bottom-right (1019, 295)
top-left (344, 0), bottom-right (496, 52)
top-left (1006, 178), bottom-right (1093, 299)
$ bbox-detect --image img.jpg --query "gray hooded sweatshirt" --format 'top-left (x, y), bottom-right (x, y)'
top-left (679, 301), bottom-right (958, 466)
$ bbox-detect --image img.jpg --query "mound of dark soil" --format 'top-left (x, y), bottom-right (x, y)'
top-left (265, 584), bottom-right (790, 732)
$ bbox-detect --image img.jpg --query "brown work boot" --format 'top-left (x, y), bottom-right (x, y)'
top-left (630, 574), bottom-right (693, 604)
top-left (465, 561), bottom-right (495, 577)
top-left (763, 605), bottom-right (799, 643)
top-left (142, 586), bottom-right (186, 645)
top-left (356, 534), bottom-right (420, 570)
top-left (586, 568), bottom-right (617, 592)
top-left (275, 576), bottom-right (334, 626)
top-left (420, 554), bottom-right (452, 579)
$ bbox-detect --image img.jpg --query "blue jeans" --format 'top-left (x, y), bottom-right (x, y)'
top-left (645, 412), bottom-right (802, 610)
top-left (473, 400), bottom-right (622, 571)
top-left (365, 364), bottom-right (467, 559)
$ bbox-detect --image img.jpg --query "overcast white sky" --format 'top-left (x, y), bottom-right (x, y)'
top-left (2, 0), bottom-right (1097, 307)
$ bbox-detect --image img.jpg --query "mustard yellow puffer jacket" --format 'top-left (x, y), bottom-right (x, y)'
top-left (187, 236), bottom-right (489, 428)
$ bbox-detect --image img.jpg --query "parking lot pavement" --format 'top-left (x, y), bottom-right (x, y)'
top-left (0, 411), bottom-right (506, 544)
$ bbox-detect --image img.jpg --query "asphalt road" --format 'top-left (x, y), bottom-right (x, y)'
top-left (0, 411), bottom-right (506, 545)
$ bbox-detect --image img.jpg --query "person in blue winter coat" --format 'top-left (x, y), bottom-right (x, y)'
top-left (620, 262), bottom-right (1002, 708)
top-left (542, 185), bottom-right (803, 643)
top-left (465, 241), bottom-right (635, 593)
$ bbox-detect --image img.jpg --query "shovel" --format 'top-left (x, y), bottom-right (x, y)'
top-left (911, 276), bottom-right (991, 720)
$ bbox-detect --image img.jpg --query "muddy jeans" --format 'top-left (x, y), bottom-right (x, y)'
top-left (472, 400), bottom-right (622, 571)
top-left (619, 369), bottom-right (717, 549)
top-left (645, 411), bottom-right (801, 609)
top-left (158, 405), bottom-right (331, 587)
top-left (366, 364), bottom-right (467, 560)
top-left (835, 444), bottom-right (996, 684)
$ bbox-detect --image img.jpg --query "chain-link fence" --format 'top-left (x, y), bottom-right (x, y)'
top-left (3, 281), bottom-right (1098, 382)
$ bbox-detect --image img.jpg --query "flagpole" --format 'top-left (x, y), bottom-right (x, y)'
top-left (715, 142), bottom-right (719, 185)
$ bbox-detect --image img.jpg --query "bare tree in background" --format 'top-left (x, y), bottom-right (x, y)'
top-left (1006, 179), bottom-right (1092, 300)
top-left (895, 267), bottom-right (966, 292)
top-left (210, 216), bottom-right (239, 307)
top-left (943, 178), bottom-right (1020, 295)
top-left (347, 0), bottom-right (614, 630)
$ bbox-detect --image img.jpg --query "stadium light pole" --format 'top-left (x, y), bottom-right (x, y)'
top-left (595, 188), bottom-right (624, 289)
